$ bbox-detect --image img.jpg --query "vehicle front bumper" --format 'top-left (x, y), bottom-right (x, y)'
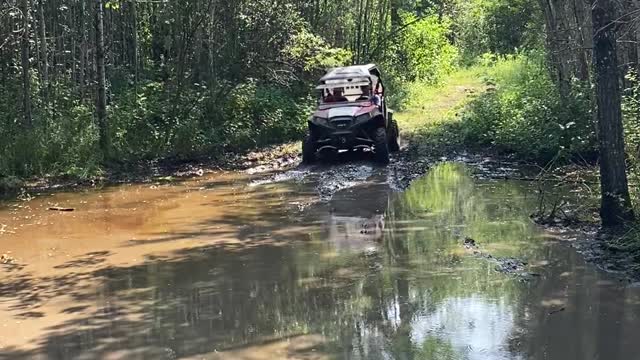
top-left (310, 119), bottom-right (375, 151)
top-left (314, 131), bottom-right (374, 151)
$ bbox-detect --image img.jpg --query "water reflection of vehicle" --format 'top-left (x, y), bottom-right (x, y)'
top-left (319, 183), bottom-right (391, 253)
top-left (327, 214), bottom-right (385, 252)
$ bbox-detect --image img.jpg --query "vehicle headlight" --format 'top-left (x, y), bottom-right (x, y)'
top-left (312, 117), bottom-right (329, 126)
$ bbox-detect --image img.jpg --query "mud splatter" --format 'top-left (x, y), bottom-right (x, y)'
top-left (316, 164), bottom-right (374, 201)
top-left (386, 156), bottom-right (431, 191)
top-left (248, 168), bottom-right (313, 187)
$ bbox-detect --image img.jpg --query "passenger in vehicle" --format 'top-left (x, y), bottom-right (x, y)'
top-left (357, 84), bottom-right (381, 106)
top-left (325, 87), bottom-right (348, 103)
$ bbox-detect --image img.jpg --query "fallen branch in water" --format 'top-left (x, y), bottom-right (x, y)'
top-left (483, 175), bottom-right (597, 185)
top-left (48, 207), bottom-right (75, 212)
top-left (548, 307), bottom-right (566, 315)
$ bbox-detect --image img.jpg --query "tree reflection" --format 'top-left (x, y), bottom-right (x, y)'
top-left (6, 163), bottom-right (637, 359)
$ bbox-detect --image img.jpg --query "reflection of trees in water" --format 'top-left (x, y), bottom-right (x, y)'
top-left (2, 163), bottom-right (605, 359)
top-left (376, 162), bottom-right (552, 358)
top-left (506, 243), bottom-right (639, 360)
top-left (388, 233), bottom-right (416, 360)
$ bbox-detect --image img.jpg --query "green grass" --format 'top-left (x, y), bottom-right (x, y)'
top-left (397, 66), bottom-right (485, 133)
top-left (396, 66), bottom-right (487, 156)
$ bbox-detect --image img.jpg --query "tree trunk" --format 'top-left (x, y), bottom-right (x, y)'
top-left (95, 0), bottom-right (109, 158)
top-left (572, 0), bottom-right (591, 81)
top-left (50, 0), bottom-right (57, 80)
top-left (538, 0), bottom-right (571, 99)
top-left (390, 0), bottom-right (401, 29)
top-left (37, 0), bottom-right (49, 104)
top-left (80, 0), bottom-right (88, 98)
top-left (355, 0), bottom-right (363, 64)
top-left (592, 0), bottom-right (635, 227)
top-left (130, 0), bottom-right (139, 89)
top-left (20, 0), bottom-right (33, 127)
top-left (30, 0), bottom-right (40, 84)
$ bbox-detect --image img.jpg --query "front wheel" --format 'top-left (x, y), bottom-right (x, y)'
top-left (373, 128), bottom-right (390, 165)
top-left (302, 135), bottom-right (317, 164)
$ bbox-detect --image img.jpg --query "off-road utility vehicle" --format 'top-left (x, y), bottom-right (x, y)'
top-left (302, 64), bottom-right (400, 165)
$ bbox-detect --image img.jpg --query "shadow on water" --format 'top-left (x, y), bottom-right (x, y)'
top-left (1, 163), bottom-right (640, 359)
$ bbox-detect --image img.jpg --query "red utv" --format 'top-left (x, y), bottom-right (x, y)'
top-left (302, 64), bottom-right (400, 165)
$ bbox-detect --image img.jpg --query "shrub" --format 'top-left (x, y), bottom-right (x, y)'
top-left (460, 55), bottom-right (595, 162)
top-left (382, 14), bottom-right (460, 108)
top-left (623, 72), bottom-right (640, 159)
top-left (622, 71), bottom-right (640, 209)
top-left (402, 14), bottom-right (459, 83)
top-left (0, 80), bottom-right (100, 179)
top-left (1, 76), bottom-right (314, 181)
top-left (107, 80), bottom-right (314, 162)
top-left (222, 81), bottom-right (314, 151)
top-left (455, 0), bottom-right (542, 65)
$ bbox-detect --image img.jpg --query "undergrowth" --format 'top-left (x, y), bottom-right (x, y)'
top-left (399, 55), bottom-right (595, 163)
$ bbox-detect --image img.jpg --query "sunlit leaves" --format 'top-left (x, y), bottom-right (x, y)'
top-left (400, 14), bottom-right (459, 83)
top-left (104, 1), bottom-right (120, 10)
top-left (283, 29), bottom-right (352, 72)
top-left (460, 56), bottom-right (595, 162)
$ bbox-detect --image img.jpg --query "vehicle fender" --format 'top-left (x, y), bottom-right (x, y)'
top-left (368, 110), bottom-right (386, 129)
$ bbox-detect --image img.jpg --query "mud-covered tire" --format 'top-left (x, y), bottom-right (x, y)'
top-left (388, 120), bottom-right (400, 152)
top-left (302, 136), bottom-right (316, 164)
top-left (374, 128), bottom-right (390, 165)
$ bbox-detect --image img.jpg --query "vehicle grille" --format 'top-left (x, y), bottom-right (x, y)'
top-left (330, 117), bottom-right (353, 129)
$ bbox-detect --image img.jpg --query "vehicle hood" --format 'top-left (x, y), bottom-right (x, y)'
top-left (314, 104), bottom-right (376, 119)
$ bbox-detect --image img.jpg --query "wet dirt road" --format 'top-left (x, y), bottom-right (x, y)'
top-left (1, 160), bottom-right (640, 360)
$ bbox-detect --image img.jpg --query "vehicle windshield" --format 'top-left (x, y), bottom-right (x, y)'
top-left (321, 83), bottom-right (376, 104)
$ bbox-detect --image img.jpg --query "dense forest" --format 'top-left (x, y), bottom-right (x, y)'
top-left (0, 0), bottom-right (531, 177)
top-left (0, 0), bottom-right (442, 175)
top-left (3, 0), bottom-right (640, 227)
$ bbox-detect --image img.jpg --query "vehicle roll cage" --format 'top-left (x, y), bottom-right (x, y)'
top-left (315, 64), bottom-right (385, 101)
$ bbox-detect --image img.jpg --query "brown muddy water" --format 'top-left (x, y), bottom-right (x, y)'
top-left (1, 162), bottom-right (640, 360)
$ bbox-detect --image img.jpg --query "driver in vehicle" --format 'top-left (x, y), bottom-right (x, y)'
top-left (357, 84), bottom-right (381, 106)
top-left (325, 87), bottom-right (348, 103)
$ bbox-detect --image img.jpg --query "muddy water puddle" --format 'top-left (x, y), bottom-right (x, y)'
top-left (1, 162), bottom-right (640, 359)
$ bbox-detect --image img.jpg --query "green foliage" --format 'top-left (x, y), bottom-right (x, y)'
top-left (460, 56), bottom-right (595, 162)
top-left (2, 0), bottom-right (518, 185)
top-left (401, 14), bottom-right (459, 83)
top-left (108, 80), bottom-right (313, 162)
top-left (623, 72), bottom-right (640, 159)
top-left (222, 82), bottom-right (314, 150)
top-left (1, 0), bottom-right (349, 183)
top-left (283, 29), bottom-right (352, 73)
top-left (0, 79), bottom-right (101, 181)
top-left (382, 14), bottom-right (460, 107)
top-left (109, 81), bottom-right (197, 161)
top-left (622, 72), bottom-right (640, 209)
top-left (1, 76), bottom-right (315, 186)
top-left (455, 0), bottom-right (541, 64)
